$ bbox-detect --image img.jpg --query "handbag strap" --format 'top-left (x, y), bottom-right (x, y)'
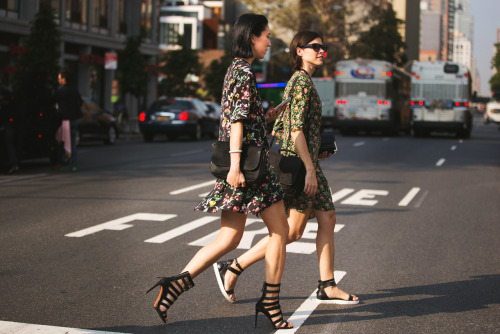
top-left (270, 69), bottom-right (311, 153)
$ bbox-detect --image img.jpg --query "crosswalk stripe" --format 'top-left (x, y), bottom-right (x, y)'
top-left (0, 321), bottom-right (128, 334)
top-left (144, 216), bottom-right (219, 243)
top-left (274, 271), bottom-right (347, 333)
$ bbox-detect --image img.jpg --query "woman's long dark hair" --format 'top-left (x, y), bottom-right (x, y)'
top-left (289, 31), bottom-right (323, 72)
top-left (231, 13), bottom-right (268, 59)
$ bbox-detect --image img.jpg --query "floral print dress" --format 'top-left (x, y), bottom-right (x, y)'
top-left (273, 70), bottom-right (335, 216)
top-left (195, 58), bottom-right (284, 217)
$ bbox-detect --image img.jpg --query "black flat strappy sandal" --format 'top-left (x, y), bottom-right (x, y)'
top-left (213, 258), bottom-right (244, 303)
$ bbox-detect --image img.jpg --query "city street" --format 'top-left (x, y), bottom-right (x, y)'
top-left (1, 115), bottom-right (499, 334)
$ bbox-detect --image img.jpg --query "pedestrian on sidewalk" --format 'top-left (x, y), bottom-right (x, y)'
top-left (53, 72), bottom-right (82, 172)
top-left (213, 31), bottom-right (359, 305)
top-left (146, 13), bottom-right (293, 329)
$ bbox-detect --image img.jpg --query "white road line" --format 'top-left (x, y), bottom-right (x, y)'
top-left (275, 271), bottom-right (347, 333)
top-left (414, 190), bottom-right (429, 208)
top-left (451, 145), bottom-right (457, 151)
top-left (0, 173), bottom-right (48, 184)
top-left (65, 213), bottom-right (176, 237)
top-left (0, 321), bottom-right (128, 334)
top-left (398, 187), bottom-right (421, 206)
top-left (144, 216), bottom-right (219, 243)
top-left (170, 180), bottom-right (215, 195)
top-left (171, 149), bottom-right (204, 157)
top-left (436, 158), bottom-right (446, 167)
top-left (353, 141), bottom-right (365, 147)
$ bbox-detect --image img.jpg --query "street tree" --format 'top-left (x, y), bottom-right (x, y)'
top-left (116, 36), bottom-right (149, 106)
top-left (203, 51), bottom-right (232, 102)
top-left (159, 45), bottom-right (202, 98)
top-left (489, 43), bottom-right (500, 99)
top-left (11, 0), bottom-right (61, 153)
top-left (347, 4), bottom-right (407, 66)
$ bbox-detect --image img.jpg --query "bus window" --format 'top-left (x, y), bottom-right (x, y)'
top-left (444, 64), bottom-right (459, 74)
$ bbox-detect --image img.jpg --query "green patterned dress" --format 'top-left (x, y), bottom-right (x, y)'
top-left (195, 58), bottom-right (284, 217)
top-left (273, 70), bottom-right (335, 217)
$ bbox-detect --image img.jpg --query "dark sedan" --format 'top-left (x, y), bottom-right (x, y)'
top-left (139, 97), bottom-right (219, 142)
top-left (77, 98), bottom-right (119, 145)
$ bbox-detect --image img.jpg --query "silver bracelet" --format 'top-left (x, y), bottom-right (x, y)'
top-left (228, 150), bottom-right (243, 153)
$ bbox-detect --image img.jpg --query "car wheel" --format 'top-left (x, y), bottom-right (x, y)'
top-left (191, 123), bottom-right (202, 141)
top-left (143, 133), bottom-right (155, 142)
top-left (105, 126), bottom-right (117, 145)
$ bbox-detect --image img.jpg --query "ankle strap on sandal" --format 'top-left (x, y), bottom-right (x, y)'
top-left (261, 282), bottom-right (281, 293)
top-left (227, 258), bottom-right (244, 276)
top-left (318, 278), bottom-right (337, 289)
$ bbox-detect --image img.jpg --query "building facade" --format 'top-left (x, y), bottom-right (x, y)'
top-left (0, 0), bottom-right (161, 129)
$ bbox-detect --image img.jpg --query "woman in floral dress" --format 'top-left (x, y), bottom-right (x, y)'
top-left (147, 13), bottom-right (292, 329)
top-left (213, 31), bottom-right (359, 305)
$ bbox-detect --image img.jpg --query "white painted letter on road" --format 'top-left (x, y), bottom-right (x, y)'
top-left (341, 189), bottom-right (389, 206)
top-left (65, 213), bottom-right (177, 237)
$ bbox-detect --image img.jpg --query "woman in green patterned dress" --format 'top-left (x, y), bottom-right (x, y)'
top-left (214, 31), bottom-right (359, 305)
top-left (147, 13), bottom-right (293, 329)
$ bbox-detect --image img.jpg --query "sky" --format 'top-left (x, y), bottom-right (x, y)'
top-left (470, 0), bottom-right (499, 96)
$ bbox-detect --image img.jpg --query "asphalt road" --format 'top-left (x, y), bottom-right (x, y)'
top-left (1, 115), bottom-right (499, 334)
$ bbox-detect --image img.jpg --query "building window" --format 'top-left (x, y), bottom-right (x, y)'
top-left (160, 22), bottom-right (180, 46)
top-left (116, 0), bottom-right (127, 35)
top-left (0, 0), bottom-right (19, 18)
top-left (141, 0), bottom-right (153, 41)
top-left (92, 0), bottom-right (108, 34)
top-left (51, 0), bottom-right (60, 21)
top-left (65, 0), bottom-right (87, 31)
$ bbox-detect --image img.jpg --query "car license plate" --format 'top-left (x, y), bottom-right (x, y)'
top-left (156, 115), bottom-right (170, 121)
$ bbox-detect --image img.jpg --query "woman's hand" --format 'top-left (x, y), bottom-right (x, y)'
top-left (304, 168), bottom-right (318, 197)
top-left (265, 100), bottom-right (288, 123)
top-left (227, 168), bottom-right (246, 188)
top-left (318, 151), bottom-right (332, 161)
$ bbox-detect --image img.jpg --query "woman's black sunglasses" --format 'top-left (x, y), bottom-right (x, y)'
top-left (300, 43), bottom-right (328, 52)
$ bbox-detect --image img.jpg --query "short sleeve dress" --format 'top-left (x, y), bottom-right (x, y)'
top-left (195, 58), bottom-right (284, 217)
top-left (273, 70), bottom-right (335, 217)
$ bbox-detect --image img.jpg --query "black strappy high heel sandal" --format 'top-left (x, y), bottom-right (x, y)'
top-left (213, 258), bottom-right (244, 303)
top-left (316, 278), bottom-right (359, 304)
top-left (255, 282), bottom-right (293, 329)
top-left (145, 271), bottom-right (195, 323)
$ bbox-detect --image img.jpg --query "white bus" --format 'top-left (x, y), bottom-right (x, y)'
top-left (406, 60), bottom-right (472, 138)
top-left (333, 59), bottom-right (411, 135)
top-left (311, 77), bottom-right (336, 130)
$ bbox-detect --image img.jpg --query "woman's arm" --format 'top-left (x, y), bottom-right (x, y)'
top-left (291, 130), bottom-right (318, 197)
top-left (227, 121), bottom-right (246, 188)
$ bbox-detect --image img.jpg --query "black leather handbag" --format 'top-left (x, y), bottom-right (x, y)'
top-left (209, 140), bottom-right (266, 185)
top-left (319, 133), bottom-right (337, 155)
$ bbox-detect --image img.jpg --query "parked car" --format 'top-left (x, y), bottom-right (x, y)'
top-left (483, 101), bottom-right (500, 125)
top-left (139, 97), bottom-right (219, 142)
top-left (77, 98), bottom-right (119, 145)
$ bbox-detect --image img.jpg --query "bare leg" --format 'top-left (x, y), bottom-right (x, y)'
top-left (314, 209), bottom-right (358, 301)
top-left (258, 200), bottom-right (289, 284)
top-left (257, 200), bottom-right (293, 328)
top-left (156, 210), bottom-right (246, 314)
top-left (223, 207), bottom-right (312, 301)
top-left (182, 210), bottom-right (247, 278)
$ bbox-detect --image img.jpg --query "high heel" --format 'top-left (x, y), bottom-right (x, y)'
top-left (145, 271), bottom-right (194, 323)
top-left (213, 258), bottom-right (244, 303)
top-left (254, 282), bottom-right (293, 329)
top-left (316, 278), bottom-right (359, 304)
